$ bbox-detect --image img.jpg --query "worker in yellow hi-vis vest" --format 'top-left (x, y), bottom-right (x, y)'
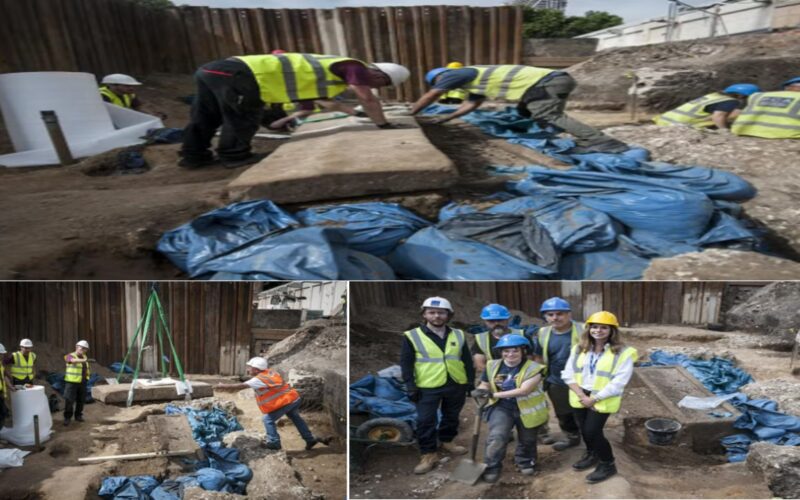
top-left (401, 296), bottom-right (475, 475)
top-left (4, 338), bottom-right (37, 389)
top-left (179, 53), bottom-right (410, 169)
top-left (471, 303), bottom-right (526, 375)
top-left (654, 83), bottom-right (760, 130)
top-left (732, 77), bottom-right (800, 139)
top-left (562, 311), bottom-right (637, 484)
top-left (63, 340), bottom-right (91, 427)
top-left (0, 343), bottom-right (8, 425)
top-left (409, 64), bottom-right (629, 154)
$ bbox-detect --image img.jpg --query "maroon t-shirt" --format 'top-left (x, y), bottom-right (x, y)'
top-left (295, 60), bottom-right (377, 108)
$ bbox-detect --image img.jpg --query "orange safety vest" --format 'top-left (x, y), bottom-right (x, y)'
top-left (253, 369), bottom-right (300, 414)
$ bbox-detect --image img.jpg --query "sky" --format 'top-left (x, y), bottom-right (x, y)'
top-left (173, 0), bottom-right (714, 25)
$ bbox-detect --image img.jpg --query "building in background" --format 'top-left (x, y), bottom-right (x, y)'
top-left (526, 0), bottom-right (567, 12)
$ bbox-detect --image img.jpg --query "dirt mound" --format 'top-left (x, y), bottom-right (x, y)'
top-left (267, 319), bottom-right (346, 375)
top-left (724, 282), bottom-right (800, 335)
top-left (568, 29), bottom-right (800, 111)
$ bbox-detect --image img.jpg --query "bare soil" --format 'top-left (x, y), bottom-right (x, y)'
top-left (349, 297), bottom-right (796, 498)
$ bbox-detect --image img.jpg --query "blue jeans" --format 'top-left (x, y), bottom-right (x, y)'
top-left (483, 405), bottom-right (539, 472)
top-left (262, 398), bottom-right (315, 446)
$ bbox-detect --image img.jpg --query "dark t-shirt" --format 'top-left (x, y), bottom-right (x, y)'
top-left (705, 100), bottom-right (740, 113)
top-left (533, 325), bottom-right (575, 386)
top-left (481, 362), bottom-right (521, 410)
top-left (470, 332), bottom-right (499, 356)
top-left (432, 68), bottom-right (484, 102)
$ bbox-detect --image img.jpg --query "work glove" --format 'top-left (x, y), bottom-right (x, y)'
top-left (407, 389), bottom-right (421, 403)
top-left (470, 388), bottom-right (491, 398)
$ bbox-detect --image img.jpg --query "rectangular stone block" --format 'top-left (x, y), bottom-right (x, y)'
top-left (228, 115), bottom-right (457, 204)
top-left (92, 381), bottom-right (214, 404)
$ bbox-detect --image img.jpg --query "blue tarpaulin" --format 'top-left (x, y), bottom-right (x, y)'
top-left (645, 350), bottom-right (800, 462)
top-left (100, 405), bottom-right (252, 499)
top-left (350, 374), bottom-right (417, 428)
top-left (110, 362), bottom-right (134, 374)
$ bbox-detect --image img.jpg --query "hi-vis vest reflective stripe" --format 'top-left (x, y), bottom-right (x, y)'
top-left (64, 352), bottom-right (90, 383)
top-left (568, 345), bottom-right (638, 414)
top-left (475, 328), bottom-right (525, 360)
top-left (0, 364), bottom-right (5, 394)
top-left (463, 65), bottom-right (555, 101)
top-left (404, 327), bottom-right (467, 388)
top-left (732, 91), bottom-right (800, 139)
top-left (440, 89), bottom-right (467, 101)
top-left (487, 359), bottom-right (548, 428)
top-left (99, 86), bottom-right (134, 108)
top-left (236, 53), bottom-right (354, 104)
top-left (538, 321), bottom-right (584, 375)
top-left (653, 92), bottom-right (736, 129)
top-left (10, 352), bottom-right (36, 381)
top-left (254, 369), bottom-right (300, 414)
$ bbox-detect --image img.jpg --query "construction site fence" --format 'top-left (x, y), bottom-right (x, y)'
top-left (0, 282), bottom-right (255, 376)
top-left (0, 0), bottom-right (524, 102)
top-left (350, 281), bottom-right (770, 326)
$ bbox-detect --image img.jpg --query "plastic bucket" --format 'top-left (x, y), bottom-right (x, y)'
top-left (644, 418), bottom-right (682, 445)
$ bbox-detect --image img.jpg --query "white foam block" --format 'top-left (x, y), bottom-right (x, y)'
top-left (0, 385), bottom-right (53, 446)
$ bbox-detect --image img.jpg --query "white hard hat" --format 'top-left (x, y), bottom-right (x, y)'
top-left (0, 343), bottom-right (6, 354)
top-left (101, 73), bottom-right (142, 86)
top-left (421, 296), bottom-right (453, 312)
top-left (76, 340), bottom-right (90, 349)
top-left (20, 338), bottom-right (33, 348)
top-left (372, 63), bottom-right (411, 87)
top-left (246, 357), bottom-right (269, 371)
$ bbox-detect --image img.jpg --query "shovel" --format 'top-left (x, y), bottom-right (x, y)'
top-left (451, 395), bottom-right (489, 485)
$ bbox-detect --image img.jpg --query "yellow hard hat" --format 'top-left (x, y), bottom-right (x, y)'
top-left (446, 61), bottom-right (464, 69)
top-left (585, 311), bottom-right (619, 327)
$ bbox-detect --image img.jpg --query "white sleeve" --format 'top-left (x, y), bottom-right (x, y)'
top-left (244, 377), bottom-right (267, 390)
top-left (561, 348), bottom-right (577, 385)
top-left (593, 355), bottom-right (635, 401)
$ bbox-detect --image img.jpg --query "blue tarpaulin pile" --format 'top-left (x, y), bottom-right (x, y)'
top-left (350, 374), bottom-right (417, 429)
top-left (99, 405), bottom-right (252, 499)
top-left (110, 362), bottom-right (134, 374)
top-left (645, 350), bottom-right (800, 462)
top-left (156, 107), bottom-right (767, 279)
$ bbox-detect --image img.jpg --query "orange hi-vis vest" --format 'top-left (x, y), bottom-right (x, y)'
top-left (254, 369), bottom-right (300, 414)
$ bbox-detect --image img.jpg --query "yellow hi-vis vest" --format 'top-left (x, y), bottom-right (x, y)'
top-left (463, 65), bottom-right (555, 101)
top-left (404, 327), bottom-right (468, 388)
top-left (440, 89), bottom-right (467, 101)
top-left (568, 345), bottom-right (638, 413)
top-left (486, 359), bottom-right (548, 428)
top-left (538, 321), bottom-right (584, 375)
top-left (64, 352), bottom-right (91, 383)
top-left (731, 91), bottom-right (800, 139)
top-left (653, 92), bottom-right (737, 129)
top-left (236, 53), bottom-right (354, 104)
top-left (10, 351), bottom-right (36, 381)
top-left (0, 364), bottom-right (5, 394)
top-left (99, 85), bottom-right (134, 108)
top-left (475, 328), bottom-right (525, 360)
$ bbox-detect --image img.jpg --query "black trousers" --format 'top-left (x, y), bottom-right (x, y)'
top-left (573, 406), bottom-right (613, 462)
top-left (0, 396), bottom-right (8, 423)
top-left (415, 384), bottom-right (467, 453)
top-left (546, 382), bottom-right (580, 435)
top-left (180, 58), bottom-right (264, 162)
top-left (63, 381), bottom-right (86, 420)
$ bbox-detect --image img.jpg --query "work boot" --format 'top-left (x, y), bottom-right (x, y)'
top-left (572, 451), bottom-right (599, 471)
top-left (552, 433), bottom-right (581, 451)
top-left (63, 419), bottom-right (70, 427)
top-left (586, 460), bottom-right (617, 484)
top-left (439, 441), bottom-right (467, 455)
top-left (75, 416), bottom-right (85, 422)
top-left (517, 463), bottom-right (535, 476)
top-left (305, 436), bottom-right (333, 450)
top-left (538, 433), bottom-right (557, 445)
top-left (482, 469), bottom-right (501, 483)
top-left (413, 452), bottom-right (439, 474)
top-left (178, 156), bottom-right (219, 169)
top-left (262, 441), bottom-right (281, 450)
top-left (221, 152), bottom-right (269, 169)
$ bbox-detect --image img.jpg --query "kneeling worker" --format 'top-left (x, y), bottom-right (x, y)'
top-left (63, 340), bottom-right (91, 426)
top-left (473, 334), bottom-right (546, 483)
top-left (215, 357), bottom-right (331, 451)
top-left (654, 83), bottom-right (761, 129)
top-left (409, 63), bottom-right (629, 153)
top-left (732, 77), bottom-right (800, 139)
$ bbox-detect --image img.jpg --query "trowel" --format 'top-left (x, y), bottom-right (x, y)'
top-left (450, 395), bottom-right (489, 485)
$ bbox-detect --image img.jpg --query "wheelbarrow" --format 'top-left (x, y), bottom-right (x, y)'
top-left (349, 413), bottom-right (417, 474)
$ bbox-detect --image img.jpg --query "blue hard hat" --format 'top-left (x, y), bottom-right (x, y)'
top-left (495, 334), bottom-right (531, 350)
top-left (723, 83), bottom-right (761, 96)
top-left (782, 77), bottom-right (800, 88)
top-left (425, 67), bottom-right (449, 85)
top-left (481, 303), bottom-right (511, 320)
top-left (540, 297), bottom-right (571, 313)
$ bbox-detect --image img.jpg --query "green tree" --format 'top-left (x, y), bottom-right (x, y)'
top-left (510, 4), bottom-right (623, 38)
top-left (521, 8), bottom-right (567, 38)
top-left (129, 0), bottom-right (174, 9)
top-left (561, 11), bottom-right (623, 38)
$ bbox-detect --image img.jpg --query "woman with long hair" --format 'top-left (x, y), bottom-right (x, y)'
top-left (561, 311), bottom-right (638, 484)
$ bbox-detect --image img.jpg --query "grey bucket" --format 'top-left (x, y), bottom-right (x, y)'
top-left (645, 418), bottom-right (682, 445)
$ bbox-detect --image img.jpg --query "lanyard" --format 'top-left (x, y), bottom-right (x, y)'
top-left (588, 352), bottom-right (600, 375)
